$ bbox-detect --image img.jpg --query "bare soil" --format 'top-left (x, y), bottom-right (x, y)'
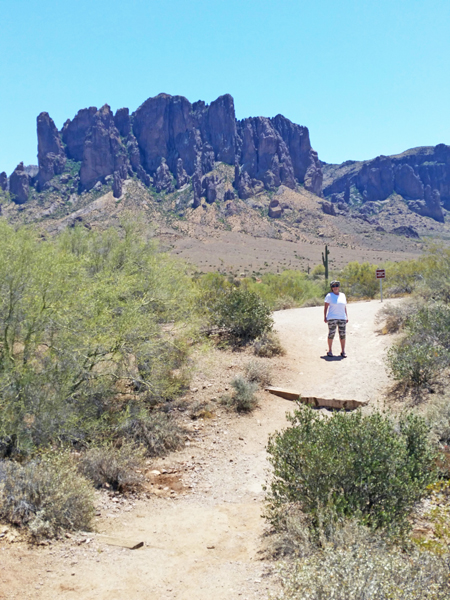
top-left (0, 299), bottom-right (404, 600)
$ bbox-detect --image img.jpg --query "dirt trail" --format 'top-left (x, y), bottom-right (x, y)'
top-left (0, 300), bottom-right (399, 600)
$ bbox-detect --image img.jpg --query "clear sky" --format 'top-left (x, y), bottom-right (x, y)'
top-left (1, 0), bottom-right (449, 175)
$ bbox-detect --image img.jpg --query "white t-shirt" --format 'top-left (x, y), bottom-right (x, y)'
top-left (325, 292), bottom-right (347, 320)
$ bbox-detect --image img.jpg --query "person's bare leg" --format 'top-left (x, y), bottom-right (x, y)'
top-left (328, 337), bottom-right (333, 354)
top-left (340, 337), bottom-right (346, 354)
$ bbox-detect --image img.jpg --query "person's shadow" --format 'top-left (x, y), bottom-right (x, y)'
top-left (320, 354), bottom-right (344, 361)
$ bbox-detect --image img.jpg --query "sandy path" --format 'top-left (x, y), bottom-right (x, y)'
top-left (0, 299), bottom-right (399, 600)
top-left (273, 298), bottom-right (400, 405)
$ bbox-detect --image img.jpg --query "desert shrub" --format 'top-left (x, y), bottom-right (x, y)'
top-left (387, 340), bottom-right (443, 386)
top-left (210, 288), bottom-right (273, 342)
top-left (225, 375), bottom-right (259, 412)
top-left (275, 520), bottom-right (450, 600)
top-left (244, 270), bottom-right (322, 309)
top-left (386, 303), bottom-right (450, 386)
top-left (78, 443), bottom-right (145, 492)
top-left (311, 264), bottom-right (325, 278)
top-left (272, 295), bottom-right (297, 311)
top-left (119, 411), bottom-right (186, 457)
top-left (340, 261), bottom-right (379, 298)
top-left (243, 360), bottom-right (272, 387)
top-left (253, 331), bottom-right (285, 357)
top-left (0, 222), bottom-right (196, 453)
top-left (266, 406), bottom-right (437, 532)
top-left (195, 272), bottom-right (231, 312)
top-left (0, 454), bottom-right (94, 539)
top-left (427, 399), bottom-right (450, 447)
top-left (301, 297), bottom-right (322, 308)
top-left (376, 297), bottom-right (424, 333)
top-left (189, 400), bottom-right (215, 420)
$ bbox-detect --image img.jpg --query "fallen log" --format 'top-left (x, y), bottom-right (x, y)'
top-left (264, 386), bottom-right (367, 410)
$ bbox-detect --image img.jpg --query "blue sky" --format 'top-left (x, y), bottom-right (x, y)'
top-left (1, 0), bottom-right (449, 175)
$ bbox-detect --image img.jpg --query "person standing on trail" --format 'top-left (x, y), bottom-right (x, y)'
top-left (324, 280), bottom-right (348, 358)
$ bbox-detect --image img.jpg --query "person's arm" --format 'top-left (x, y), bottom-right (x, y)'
top-left (345, 305), bottom-right (348, 323)
top-left (324, 302), bottom-right (329, 323)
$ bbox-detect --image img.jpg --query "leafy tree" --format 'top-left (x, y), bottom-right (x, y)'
top-left (0, 222), bottom-right (196, 452)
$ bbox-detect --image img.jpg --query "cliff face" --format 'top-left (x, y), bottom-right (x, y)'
top-left (322, 145), bottom-right (450, 222)
top-left (8, 93), bottom-right (450, 224)
top-left (24, 93), bottom-right (321, 203)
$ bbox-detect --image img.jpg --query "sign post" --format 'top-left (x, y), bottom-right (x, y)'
top-left (376, 269), bottom-right (386, 302)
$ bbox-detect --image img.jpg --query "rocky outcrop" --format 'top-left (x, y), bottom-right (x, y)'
top-left (114, 108), bottom-right (131, 137)
top-left (176, 158), bottom-right (189, 188)
top-left (62, 107), bottom-right (97, 162)
top-left (26, 92), bottom-right (323, 202)
top-left (394, 164), bottom-right (424, 199)
top-left (113, 171), bottom-right (122, 198)
top-left (323, 144), bottom-right (450, 221)
top-left (321, 201), bottom-right (336, 216)
top-left (236, 117), bottom-right (296, 192)
top-left (197, 94), bottom-right (236, 165)
top-left (79, 105), bottom-right (129, 191)
top-left (391, 226), bottom-right (420, 239)
top-left (9, 162), bottom-right (29, 204)
top-left (202, 172), bottom-right (220, 203)
top-left (37, 112), bottom-right (66, 190)
top-left (0, 172), bottom-right (7, 191)
top-left (304, 149), bottom-right (323, 195)
top-left (133, 94), bottom-right (200, 176)
top-left (131, 93), bottom-right (321, 201)
top-left (268, 199), bottom-right (282, 218)
top-left (154, 158), bottom-right (174, 193)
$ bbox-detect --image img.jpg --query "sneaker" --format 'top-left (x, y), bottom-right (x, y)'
top-left (327, 351), bottom-right (333, 357)
top-left (341, 351), bottom-right (347, 358)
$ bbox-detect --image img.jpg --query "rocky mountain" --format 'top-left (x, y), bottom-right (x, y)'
top-left (1, 93), bottom-right (323, 207)
top-left (322, 145), bottom-right (450, 222)
top-left (1, 93), bottom-right (450, 241)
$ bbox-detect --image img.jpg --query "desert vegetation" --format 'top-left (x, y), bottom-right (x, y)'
top-left (0, 221), bottom-right (200, 537)
top-left (265, 405), bottom-right (449, 599)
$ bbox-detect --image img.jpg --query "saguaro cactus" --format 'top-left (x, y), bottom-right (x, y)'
top-left (322, 245), bottom-right (330, 284)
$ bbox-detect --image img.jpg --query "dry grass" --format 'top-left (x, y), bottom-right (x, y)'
top-left (273, 518), bottom-right (450, 600)
top-left (376, 297), bottom-right (423, 333)
top-left (243, 359), bottom-right (272, 387)
top-left (78, 443), bottom-right (146, 493)
top-left (0, 454), bottom-right (94, 539)
top-left (119, 411), bottom-right (186, 457)
top-left (253, 331), bottom-right (285, 357)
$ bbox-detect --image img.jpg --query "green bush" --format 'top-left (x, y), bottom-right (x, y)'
top-left (211, 288), bottom-right (273, 342)
top-left (78, 443), bottom-right (146, 492)
top-left (340, 261), bottom-right (379, 298)
top-left (386, 303), bottom-right (450, 386)
top-left (0, 454), bottom-right (94, 539)
top-left (276, 520), bottom-right (450, 600)
top-left (387, 340), bottom-right (443, 386)
top-left (223, 375), bottom-right (259, 412)
top-left (266, 406), bottom-right (437, 532)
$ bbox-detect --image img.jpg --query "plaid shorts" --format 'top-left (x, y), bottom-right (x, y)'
top-left (327, 319), bottom-right (346, 339)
